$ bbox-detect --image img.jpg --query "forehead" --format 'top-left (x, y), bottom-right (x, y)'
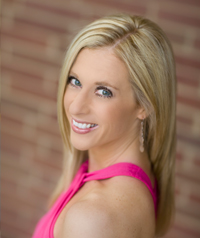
top-left (70, 48), bottom-right (130, 85)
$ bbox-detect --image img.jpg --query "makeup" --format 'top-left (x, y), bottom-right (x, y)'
top-left (71, 118), bottom-right (99, 134)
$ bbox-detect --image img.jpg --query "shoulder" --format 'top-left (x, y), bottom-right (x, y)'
top-left (62, 176), bottom-right (155, 238)
top-left (62, 198), bottom-right (116, 237)
top-left (105, 176), bottom-right (156, 234)
top-left (103, 174), bottom-right (155, 214)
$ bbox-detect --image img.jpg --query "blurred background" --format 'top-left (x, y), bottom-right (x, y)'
top-left (1, 0), bottom-right (200, 237)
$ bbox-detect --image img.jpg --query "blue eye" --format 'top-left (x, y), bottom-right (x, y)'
top-left (67, 77), bottom-right (113, 99)
top-left (68, 77), bottom-right (81, 87)
top-left (96, 87), bottom-right (113, 98)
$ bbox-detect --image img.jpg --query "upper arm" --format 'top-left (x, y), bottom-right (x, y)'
top-left (61, 178), bottom-right (156, 238)
top-left (61, 201), bottom-right (116, 238)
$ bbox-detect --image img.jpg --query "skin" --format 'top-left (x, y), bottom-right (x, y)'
top-left (54, 48), bottom-right (155, 237)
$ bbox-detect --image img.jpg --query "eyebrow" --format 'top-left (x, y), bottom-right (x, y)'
top-left (69, 71), bottom-right (119, 90)
top-left (95, 81), bottom-right (119, 90)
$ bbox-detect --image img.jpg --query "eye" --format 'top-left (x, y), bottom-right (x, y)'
top-left (68, 76), bottom-right (82, 87)
top-left (96, 86), bottom-right (113, 98)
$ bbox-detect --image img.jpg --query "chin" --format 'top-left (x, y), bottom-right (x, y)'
top-left (73, 145), bottom-right (89, 151)
top-left (70, 139), bottom-right (91, 151)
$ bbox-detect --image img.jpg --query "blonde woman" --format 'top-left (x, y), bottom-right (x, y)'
top-left (32, 14), bottom-right (176, 238)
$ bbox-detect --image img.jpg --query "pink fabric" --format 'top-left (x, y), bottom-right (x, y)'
top-left (32, 160), bottom-right (157, 238)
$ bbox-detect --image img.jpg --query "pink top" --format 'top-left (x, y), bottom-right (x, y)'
top-left (32, 160), bottom-right (157, 238)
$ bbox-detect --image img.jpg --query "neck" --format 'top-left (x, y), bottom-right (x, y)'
top-left (87, 136), bottom-right (150, 174)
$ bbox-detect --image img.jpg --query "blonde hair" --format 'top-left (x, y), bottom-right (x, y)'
top-left (51, 14), bottom-right (176, 237)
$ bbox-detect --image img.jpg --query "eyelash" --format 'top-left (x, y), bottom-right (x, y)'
top-left (67, 76), bottom-right (113, 99)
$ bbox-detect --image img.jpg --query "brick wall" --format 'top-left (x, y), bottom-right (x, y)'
top-left (1, 0), bottom-right (200, 237)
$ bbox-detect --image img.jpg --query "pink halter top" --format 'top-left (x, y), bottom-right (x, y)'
top-left (32, 160), bottom-right (157, 238)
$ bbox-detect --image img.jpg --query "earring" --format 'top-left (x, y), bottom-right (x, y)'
top-left (139, 119), bottom-right (144, 153)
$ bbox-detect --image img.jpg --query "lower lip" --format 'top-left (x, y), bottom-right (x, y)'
top-left (71, 119), bottom-right (99, 134)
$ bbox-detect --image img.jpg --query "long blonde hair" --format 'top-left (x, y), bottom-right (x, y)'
top-left (51, 14), bottom-right (176, 237)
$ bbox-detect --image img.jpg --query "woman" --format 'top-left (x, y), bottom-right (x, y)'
top-left (32, 14), bottom-right (176, 238)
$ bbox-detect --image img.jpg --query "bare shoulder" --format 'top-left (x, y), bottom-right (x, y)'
top-left (62, 198), bottom-right (116, 238)
top-left (108, 176), bottom-right (156, 235)
top-left (62, 176), bottom-right (155, 238)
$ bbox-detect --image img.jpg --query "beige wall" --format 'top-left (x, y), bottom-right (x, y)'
top-left (1, 0), bottom-right (200, 237)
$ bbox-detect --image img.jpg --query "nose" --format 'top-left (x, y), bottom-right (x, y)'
top-left (68, 89), bottom-right (91, 116)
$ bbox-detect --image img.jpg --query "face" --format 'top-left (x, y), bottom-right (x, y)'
top-left (64, 48), bottom-right (143, 151)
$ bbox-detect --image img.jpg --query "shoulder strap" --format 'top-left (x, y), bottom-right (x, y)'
top-left (83, 162), bottom-right (157, 211)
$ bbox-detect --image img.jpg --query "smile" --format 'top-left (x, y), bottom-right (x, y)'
top-left (73, 119), bottom-right (98, 129)
top-left (71, 118), bottom-right (99, 134)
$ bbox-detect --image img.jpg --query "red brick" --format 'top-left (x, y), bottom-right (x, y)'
top-left (84, 0), bottom-right (147, 15)
top-left (1, 0), bottom-right (200, 237)
top-left (159, 10), bottom-right (200, 28)
top-left (177, 96), bottom-right (200, 110)
top-left (173, 224), bottom-right (200, 238)
top-left (190, 194), bottom-right (200, 205)
top-left (175, 55), bottom-right (200, 69)
top-left (2, 69), bottom-right (57, 100)
top-left (176, 152), bottom-right (183, 161)
top-left (14, 17), bottom-right (67, 34)
top-left (165, 31), bottom-right (185, 45)
top-left (176, 172), bottom-right (200, 185)
top-left (1, 132), bottom-right (26, 155)
top-left (25, 1), bottom-right (94, 20)
top-left (167, 0), bottom-right (200, 7)
top-left (177, 134), bottom-right (200, 147)
top-left (177, 115), bottom-right (193, 125)
top-left (1, 64), bottom-right (43, 81)
top-left (194, 159), bottom-right (200, 167)
top-left (1, 28), bottom-right (47, 47)
top-left (177, 75), bottom-right (199, 87)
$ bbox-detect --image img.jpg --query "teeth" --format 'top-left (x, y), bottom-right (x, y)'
top-left (82, 124), bottom-right (87, 129)
top-left (73, 119), bottom-right (97, 129)
top-left (74, 120), bottom-right (78, 127)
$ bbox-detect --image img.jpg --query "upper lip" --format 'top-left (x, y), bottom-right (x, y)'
top-left (72, 117), bottom-right (97, 125)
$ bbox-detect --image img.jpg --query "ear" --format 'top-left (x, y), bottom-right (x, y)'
top-left (137, 107), bottom-right (147, 120)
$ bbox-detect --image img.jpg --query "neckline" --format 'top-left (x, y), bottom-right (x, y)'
top-left (51, 159), bottom-right (157, 238)
top-left (82, 159), bottom-right (155, 190)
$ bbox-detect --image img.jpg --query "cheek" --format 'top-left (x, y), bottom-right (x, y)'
top-left (99, 101), bottom-right (136, 127)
